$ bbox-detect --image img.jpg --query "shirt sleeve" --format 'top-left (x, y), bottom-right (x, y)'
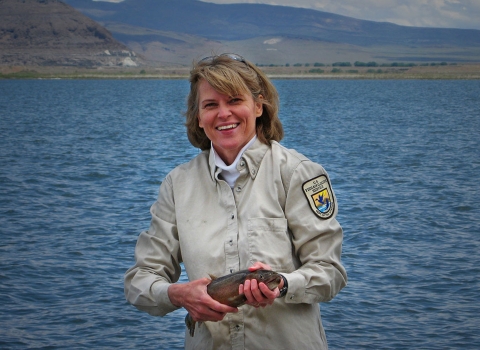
top-left (124, 174), bottom-right (182, 316)
top-left (282, 160), bottom-right (347, 304)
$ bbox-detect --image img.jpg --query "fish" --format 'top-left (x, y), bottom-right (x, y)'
top-left (185, 269), bottom-right (282, 337)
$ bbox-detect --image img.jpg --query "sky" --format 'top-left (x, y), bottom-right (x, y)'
top-left (199, 0), bottom-right (480, 30)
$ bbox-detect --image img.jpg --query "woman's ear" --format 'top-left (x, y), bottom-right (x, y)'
top-left (255, 95), bottom-right (264, 117)
top-left (197, 113), bottom-right (204, 129)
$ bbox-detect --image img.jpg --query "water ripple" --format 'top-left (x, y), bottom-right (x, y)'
top-left (1, 79), bottom-right (479, 349)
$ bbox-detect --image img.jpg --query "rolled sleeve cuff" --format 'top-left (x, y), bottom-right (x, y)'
top-left (281, 272), bottom-right (306, 303)
top-left (151, 281), bottom-right (181, 315)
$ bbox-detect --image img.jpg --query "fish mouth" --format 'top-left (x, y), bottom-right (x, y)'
top-left (265, 275), bottom-right (281, 283)
top-left (216, 123), bottom-right (239, 131)
top-left (263, 274), bottom-right (282, 289)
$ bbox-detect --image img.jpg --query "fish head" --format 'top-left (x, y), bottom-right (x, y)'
top-left (249, 269), bottom-right (282, 290)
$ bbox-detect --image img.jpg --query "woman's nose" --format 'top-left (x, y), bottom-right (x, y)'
top-left (217, 103), bottom-right (231, 118)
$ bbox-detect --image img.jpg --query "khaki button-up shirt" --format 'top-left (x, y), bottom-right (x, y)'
top-left (125, 139), bottom-right (347, 349)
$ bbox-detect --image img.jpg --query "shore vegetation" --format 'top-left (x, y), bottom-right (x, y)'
top-left (1, 61), bottom-right (479, 80)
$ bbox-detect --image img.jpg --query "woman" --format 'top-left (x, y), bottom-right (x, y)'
top-left (124, 53), bottom-right (347, 349)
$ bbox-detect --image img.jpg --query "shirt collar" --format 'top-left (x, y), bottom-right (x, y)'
top-left (213, 136), bottom-right (257, 171)
top-left (241, 138), bottom-right (269, 180)
top-left (208, 137), bottom-right (270, 182)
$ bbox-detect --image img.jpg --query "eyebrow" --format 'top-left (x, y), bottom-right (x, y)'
top-left (200, 99), bottom-right (217, 107)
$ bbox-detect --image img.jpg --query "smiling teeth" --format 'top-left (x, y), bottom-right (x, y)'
top-left (217, 124), bottom-right (238, 131)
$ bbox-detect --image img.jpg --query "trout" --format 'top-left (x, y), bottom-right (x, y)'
top-left (185, 269), bottom-right (282, 337)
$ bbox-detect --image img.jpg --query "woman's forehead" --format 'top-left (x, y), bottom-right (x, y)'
top-left (198, 77), bottom-right (249, 98)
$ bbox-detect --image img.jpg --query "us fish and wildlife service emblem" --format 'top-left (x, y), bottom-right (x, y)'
top-left (302, 175), bottom-right (335, 219)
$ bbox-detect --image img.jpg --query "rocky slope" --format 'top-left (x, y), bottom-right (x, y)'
top-left (0, 0), bottom-right (142, 67)
top-left (61, 0), bottom-right (480, 66)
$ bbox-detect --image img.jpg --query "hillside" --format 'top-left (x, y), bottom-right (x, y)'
top-left (1, 0), bottom-right (479, 70)
top-left (62, 0), bottom-right (480, 66)
top-left (0, 0), bottom-right (142, 67)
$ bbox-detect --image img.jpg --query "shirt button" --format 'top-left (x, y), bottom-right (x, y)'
top-left (236, 186), bottom-right (242, 192)
top-left (240, 161), bottom-right (245, 167)
top-left (251, 169), bottom-right (256, 175)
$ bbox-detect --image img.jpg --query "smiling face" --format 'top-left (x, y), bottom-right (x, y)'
top-left (198, 79), bottom-right (263, 165)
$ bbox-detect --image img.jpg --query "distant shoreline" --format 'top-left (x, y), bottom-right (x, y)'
top-left (1, 63), bottom-right (480, 80)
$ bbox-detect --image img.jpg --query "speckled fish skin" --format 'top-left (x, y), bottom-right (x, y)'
top-left (185, 269), bottom-right (282, 337)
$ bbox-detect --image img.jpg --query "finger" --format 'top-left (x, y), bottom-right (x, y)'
top-left (196, 289), bottom-right (238, 316)
top-left (193, 301), bottom-right (238, 322)
top-left (258, 282), bottom-right (279, 300)
top-left (210, 299), bottom-right (238, 314)
top-left (243, 279), bottom-right (255, 304)
top-left (250, 279), bottom-right (267, 303)
top-left (250, 282), bottom-right (278, 308)
top-left (244, 279), bottom-right (262, 307)
top-left (258, 282), bottom-right (277, 297)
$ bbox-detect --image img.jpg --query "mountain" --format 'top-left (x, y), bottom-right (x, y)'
top-left (2, 0), bottom-right (479, 68)
top-left (0, 0), bottom-right (143, 67)
top-left (62, 0), bottom-right (480, 65)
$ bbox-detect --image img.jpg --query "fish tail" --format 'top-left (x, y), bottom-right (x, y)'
top-left (185, 313), bottom-right (196, 337)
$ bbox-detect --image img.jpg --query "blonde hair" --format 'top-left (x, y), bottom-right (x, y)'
top-left (185, 54), bottom-right (283, 150)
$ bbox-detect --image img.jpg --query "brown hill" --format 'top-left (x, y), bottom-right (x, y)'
top-left (0, 0), bottom-right (142, 67)
top-left (63, 0), bottom-right (480, 66)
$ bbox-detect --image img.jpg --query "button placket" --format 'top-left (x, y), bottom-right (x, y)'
top-left (228, 310), bottom-right (245, 349)
top-left (221, 179), bottom-right (240, 277)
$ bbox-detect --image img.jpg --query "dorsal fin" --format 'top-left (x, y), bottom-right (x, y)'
top-left (208, 274), bottom-right (217, 280)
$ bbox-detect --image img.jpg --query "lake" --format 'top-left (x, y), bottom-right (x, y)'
top-left (0, 79), bottom-right (479, 349)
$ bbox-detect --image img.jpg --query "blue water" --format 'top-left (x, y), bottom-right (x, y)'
top-left (1, 79), bottom-right (479, 349)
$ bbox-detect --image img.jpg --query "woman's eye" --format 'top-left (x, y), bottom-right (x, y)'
top-left (230, 98), bottom-right (241, 104)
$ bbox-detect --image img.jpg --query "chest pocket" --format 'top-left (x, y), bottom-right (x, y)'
top-left (247, 218), bottom-right (295, 272)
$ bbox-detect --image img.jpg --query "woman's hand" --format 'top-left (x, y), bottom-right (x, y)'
top-left (168, 278), bottom-right (238, 322)
top-left (240, 262), bottom-right (282, 308)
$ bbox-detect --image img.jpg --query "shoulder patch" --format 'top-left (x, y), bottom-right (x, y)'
top-left (302, 175), bottom-right (335, 219)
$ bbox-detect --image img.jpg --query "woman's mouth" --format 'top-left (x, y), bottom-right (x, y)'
top-left (217, 123), bottom-right (239, 131)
